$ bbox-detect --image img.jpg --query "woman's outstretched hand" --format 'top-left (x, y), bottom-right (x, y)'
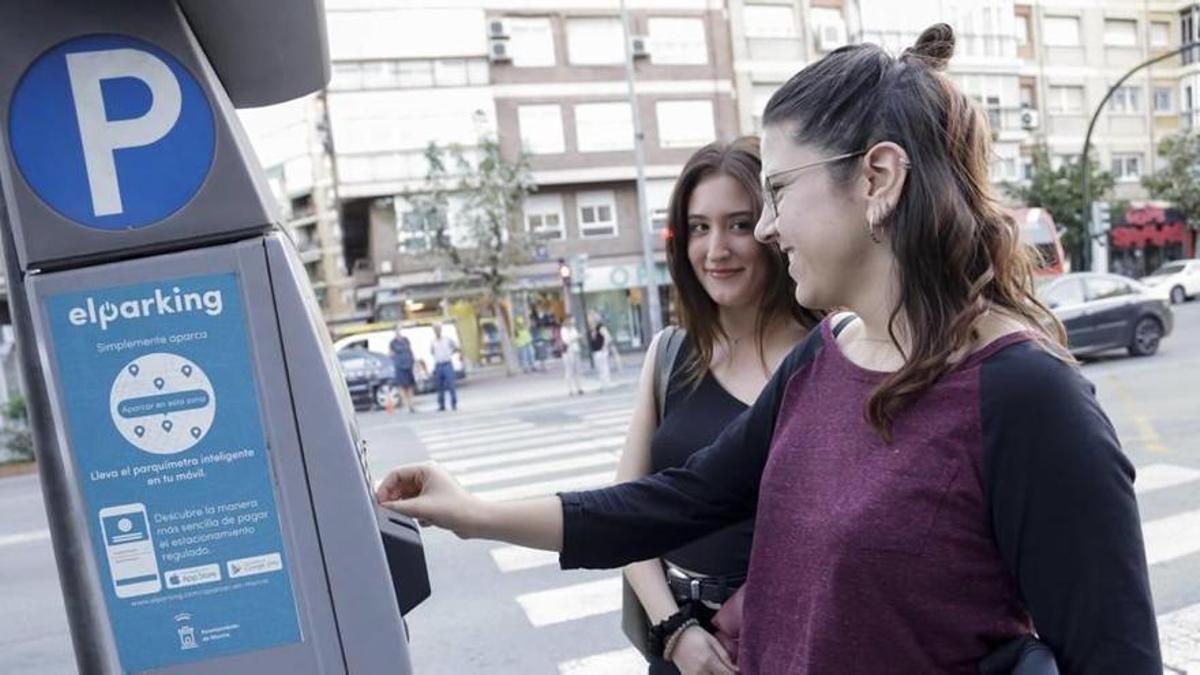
top-left (376, 461), bottom-right (482, 538)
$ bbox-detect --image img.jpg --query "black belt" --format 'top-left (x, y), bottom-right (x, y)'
top-left (665, 567), bottom-right (745, 606)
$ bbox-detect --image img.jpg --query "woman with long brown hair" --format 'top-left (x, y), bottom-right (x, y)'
top-left (376, 25), bottom-right (1160, 673)
top-left (614, 138), bottom-right (816, 674)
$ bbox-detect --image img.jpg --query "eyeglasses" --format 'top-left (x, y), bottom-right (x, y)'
top-left (762, 150), bottom-right (868, 218)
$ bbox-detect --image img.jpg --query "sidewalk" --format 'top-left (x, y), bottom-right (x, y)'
top-left (422, 349), bottom-right (647, 414)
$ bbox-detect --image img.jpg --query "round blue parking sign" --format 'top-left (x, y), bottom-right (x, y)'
top-left (8, 34), bottom-right (215, 230)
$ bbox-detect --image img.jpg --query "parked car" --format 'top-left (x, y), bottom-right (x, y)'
top-left (332, 322), bottom-right (467, 394)
top-left (1139, 258), bottom-right (1200, 304)
top-left (336, 348), bottom-right (398, 411)
top-left (1037, 272), bottom-right (1174, 357)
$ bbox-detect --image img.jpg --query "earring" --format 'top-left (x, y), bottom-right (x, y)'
top-left (865, 213), bottom-right (881, 243)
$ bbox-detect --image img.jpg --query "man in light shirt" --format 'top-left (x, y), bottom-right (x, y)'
top-left (430, 323), bottom-right (460, 411)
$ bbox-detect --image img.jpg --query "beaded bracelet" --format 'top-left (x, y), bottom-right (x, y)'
top-left (662, 618), bottom-right (701, 661)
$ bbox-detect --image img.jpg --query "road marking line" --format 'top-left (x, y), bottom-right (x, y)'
top-left (1135, 464), bottom-right (1200, 496)
top-left (457, 452), bottom-right (618, 487)
top-left (442, 438), bottom-right (623, 472)
top-left (1142, 508), bottom-right (1200, 566)
top-left (489, 545), bottom-right (560, 573)
top-left (558, 647), bottom-right (646, 675)
top-left (1107, 376), bottom-right (1170, 453)
top-left (0, 529), bottom-right (50, 547)
top-left (473, 470), bottom-right (615, 502)
top-left (418, 421), bottom-right (535, 443)
top-left (1158, 601), bottom-right (1200, 673)
top-left (516, 576), bottom-right (622, 627)
top-left (427, 420), bottom-right (629, 458)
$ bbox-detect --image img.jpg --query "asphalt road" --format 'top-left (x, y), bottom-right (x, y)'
top-left (2, 302), bottom-right (1198, 673)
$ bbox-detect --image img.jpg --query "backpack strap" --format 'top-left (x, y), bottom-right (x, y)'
top-left (653, 326), bottom-right (687, 426)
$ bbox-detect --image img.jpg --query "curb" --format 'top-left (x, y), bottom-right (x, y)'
top-left (0, 460), bottom-right (37, 479)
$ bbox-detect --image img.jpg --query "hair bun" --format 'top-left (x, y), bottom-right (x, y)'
top-left (904, 23), bottom-right (955, 70)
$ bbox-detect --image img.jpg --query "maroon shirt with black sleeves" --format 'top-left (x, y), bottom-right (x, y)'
top-left (558, 317), bottom-right (1160, 674)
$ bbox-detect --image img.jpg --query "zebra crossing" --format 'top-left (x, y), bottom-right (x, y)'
top-left (403, 394), bottom-right (1200, 674)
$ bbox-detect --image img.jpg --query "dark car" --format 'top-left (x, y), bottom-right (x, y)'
top-left (337, 348), bottom-right (399, 410)
top-left (1038, 272), bottom-right (1174, 357)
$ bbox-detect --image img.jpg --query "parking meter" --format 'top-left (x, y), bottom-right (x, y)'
top-left (0, 1), bottom-right (429, 672)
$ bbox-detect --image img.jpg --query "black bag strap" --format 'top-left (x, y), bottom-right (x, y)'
top-left (832, 313), bottom-right (857, 338)
top-left (652, 326), bottom-right (687, 426)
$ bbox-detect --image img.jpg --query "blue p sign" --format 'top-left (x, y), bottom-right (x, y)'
top-left (8, 35), bottom-right (215, 230)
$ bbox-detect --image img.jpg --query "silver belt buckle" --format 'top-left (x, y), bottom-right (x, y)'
top-left (689, 578), bottom-right (701, 602)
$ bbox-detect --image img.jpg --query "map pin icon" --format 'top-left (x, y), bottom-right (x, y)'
top-left (128, 364), bottom-right (140, 377)
top-left (181, 365), bottom-right (193, 377)
top-left (134, 426), bottom-right (145, 438)
top-left (190, 427), bottom-right (202, 439)
top-left (153, 377), bottom-right (165, 390)
top-left (161, 420), bottom-right (173, 433)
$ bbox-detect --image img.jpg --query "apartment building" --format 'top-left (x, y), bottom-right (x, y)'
top-left (479, 1), bottom-right (738, 347)
top-left (240, 0), bottom-right (1195, 326)
top-left (1017, 1), bottom-right (1179, 201)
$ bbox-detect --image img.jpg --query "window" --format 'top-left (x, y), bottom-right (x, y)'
top-left (646, 179), bottom-right (675, 232)
top-left (567, 17), bottom-right (624, 65)
top-left (577, 190), bottom-right (618, 238)
top-left (648, 17), bottom-right (707, 64)
top-left (1042, 278), bottom-right (1084, 307)
top-left (1019, 83), bottom-right (1036, 108)
top-left (1086, 277), bottom-right (1134, 302)
top-left (1155, 87), bottom-right (1173, 113)
top-left (744, 4), bottom-right (797, 39)
top-left (517, 105), bottom-right (565, 154)
top-left (524, 193), bottom-right (565, 240)
top-left (433, 59), bottom-right (469, 87)
top-left (329, 58), bottom-right (489, 90)
top-left (1103, 19), bottom-right (1138, 47)
top-left (1152, 21), bottom-right (1171, 48)
top-left (985, 95), bottom-right (1003, 131)
top-left (655, 100), bottom-right (716, 149)
top-left (507, 17), bottom-right (556, 67)
top-left (1047, 85), bottom-right (1084, 114)
top-left (1111, 153), bottom-right (1142, 182)
top-left (1108, 86), bottom-right (1142, 114)
top-left (1014, 13), bottom-right (1030, 47)
top-left (397, 61), bottom-right (434, 88)
top-left (1186, 12), bottom-right (1198, 64)
top-left (1044, 16), bottom-right (1081, 46)
top-left (575, 102), bottom-right (633, 152)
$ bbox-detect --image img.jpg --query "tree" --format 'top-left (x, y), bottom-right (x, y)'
top-left (1142, 132), bottom-right (1200, 227)
top-left (404, 137), bottom-right (537, 375)
top-left (1006, 144), bottom-right (1115, 270)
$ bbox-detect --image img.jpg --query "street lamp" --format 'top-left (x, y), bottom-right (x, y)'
top-left (1080, 41), bottom-right (1200, 271)
top-left (558, 258), bottom-right (593, 368)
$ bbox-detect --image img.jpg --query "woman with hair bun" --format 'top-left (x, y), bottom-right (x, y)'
top-left (377, 25), bottom-right (1161, 674)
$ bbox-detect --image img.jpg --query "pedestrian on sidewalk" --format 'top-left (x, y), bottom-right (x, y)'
top-left (613, 137), bottom-right (818, 674)
top-left (430, 323), bottom-right (459, 411)
top-left (514, 318), bottom-right (537, 373)
top-left (388, 326), bottom-right (417, 413)
top-left (590, 319), bottom-right (613, 389)
top-left (378, 25), bottom-right (1160, 674)
top-left (559, 315), bottom-right (585, 396)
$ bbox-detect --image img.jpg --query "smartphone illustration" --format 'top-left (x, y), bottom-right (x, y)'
top-left (98, 503), bottom-right (162, 598)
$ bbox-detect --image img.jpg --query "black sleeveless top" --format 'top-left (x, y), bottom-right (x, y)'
top-left (649, 338), bottom-right (753, 576)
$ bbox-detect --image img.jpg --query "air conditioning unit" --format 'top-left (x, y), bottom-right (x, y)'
top-left (631, 35), bottom-right (650, 58)
top-left (488, 19), bottom-right (508, 40)
top-left (816, 22), bottom-right (847, 51)
top-left (489, 38), bottom-right (512, 63)
top-left (1020, 107), bottom-right (1040, 130)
